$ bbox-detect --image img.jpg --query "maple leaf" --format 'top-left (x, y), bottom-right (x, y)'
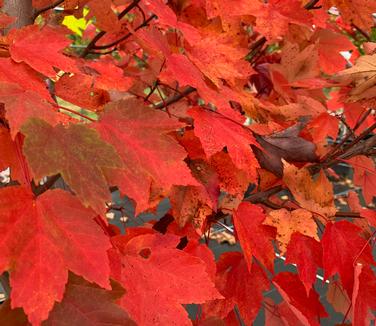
top-left (351, 264), bottom-right (376, 326)
top-left (233, 202), bottom-right (276, 272)
top-left (273, 272), bottom-right (327, 326)
top-left (186, 35), bottom-right (254, 87)
top-left (169, 185), bottom-right (213, 229)
top-left (203, 252), bottom-right (270, 325)
top-left (307, 112), bottom-right (339, 143)
top-left (0, 274), bottom-right (136, 325)
top-left (82, 59), bottom-right (133, 92)
top-left (0, 127), bottom-right (28, 185)
top-left (142, 0), bottom-right (201, 44)
top-left (326, 281), bottom-right (351, 317)
top-left (285, 233), bottom-right (323, 295)
top-left (321, 221), bottom-right (373, 297)
top-left (324, 0), bottom-right (376, 30)
top-left (254, 123), bottom-right (318, 176)
top-left (189, 106), bottom-right (259, 181)
top-left (248, 0), bottom-right (313, 41)
top-left (313, 28), bottom-right (355, 74)
top-left (347, 155), bottom-right (376, 204)
top-left (112, 233), bottom-right (222, 325)
top-left (283, 162), bottom-right (336, 218)
top-left (21, 119), bottom-right (123, 213)
top-left (209, 151), bottom-right (249, 199)
top-left (0, 187), bottom-right (111, 325)
top-left (273, 42), bottom-right (320, 83)
top-left (264, 208), bottom-right (319, 254)
top-left (45, 274), bottom-right (135, 325)
top-left (264, 297), bottom-right (309, 326)
top-left (9, 25), bottom-right (79, 77)
top-left (85, 0), bottom-right (120, 32)
top-left (54, 73), bottom-right (110, 111)
top-left (336, 53), bottom-right (376, 102)
top-left (0, 83), bottom-right (66, 138)
top-left (93, 98), bottom-right (198, 213)
top-left (0, 58), bottom-right (50, 100)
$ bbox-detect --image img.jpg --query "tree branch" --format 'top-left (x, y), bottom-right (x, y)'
top-left (80, 0), bottom-right (142, 58)
top-left (153, 86), bottom-right (196, 110)
top-left (304, 0), bottom-right (322, 9)
top-left (32, 174), bottom-right (61, 196)
top-left (92, 14), bottom-right (157, 51)
top-left (32, 0), bottom-right (64, 20)
top-left (2, 0), bottom-right (34, 30)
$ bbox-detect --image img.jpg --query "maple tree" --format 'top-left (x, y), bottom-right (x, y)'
top-left (0, 0), bottom-right (375, 325)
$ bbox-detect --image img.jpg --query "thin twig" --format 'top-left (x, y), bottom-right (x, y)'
top-left (93, 15), bottom-right (157, 50)
top-left (57, 105), bottom-right (96, 122)
top-left (153, 86), bottom-right (196, 110)
top-left (33, 174), bottom-right (61, 196)
top-left (353, 109), bottom-right (372, 132)
top-left (33, 0), bottom-right (64, 20)
top-left (80, 0), bottom-right (141, 58)
top-left (304, 0), bottom-right (321, 9)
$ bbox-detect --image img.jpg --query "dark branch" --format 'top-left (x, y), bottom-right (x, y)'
top-left (80, 0), bottom-right (141, 58)
top-left (304, 0), bottom-right (322, 9)
top-left (32, 174), bottom-right (61, 196)
top-left (93, 14), bottom-right (157, 50)
top-left (153, 86), bottom-right (196, 110)
top-left (32, 0), bottom-right (64, 20)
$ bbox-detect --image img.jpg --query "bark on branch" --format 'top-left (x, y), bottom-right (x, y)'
top-left (2, 0), bottom-right (34, 31)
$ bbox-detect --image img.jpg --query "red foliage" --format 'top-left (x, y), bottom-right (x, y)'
top-left (0, 0), bottom-right (375, 325)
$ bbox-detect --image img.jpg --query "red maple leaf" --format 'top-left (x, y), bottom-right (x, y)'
top-left (111, 233), bottom-right (222, 325)
top-left (0, 187), bottom-right (111, 324)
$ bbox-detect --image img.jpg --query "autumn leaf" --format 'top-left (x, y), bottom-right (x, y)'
top-left (93, 98), bottom-right (198, 214)
top-left (0, 84), bottom-right (67, 138)
top-left (203, 252), bottom-right (270, 325)
top-left (21, 119), bottom-right (123, 213)
top-left (336, 53), bottom-right (376, 102)
top-left (0, 187), bottom-right (111, 325)
top-left (112, 233), bottom-right (222, 325)
top-left (248, 0), bottom-right (313, 41)
top-left (189, 106), bottom-right (259, 181)
top-left (233, 202), bottom-right (276, 272)
top-left (187, 35), bottom-right (254, 87)
top-left (273, 272), bottom-right (327, 326)
top-left (44, 274), bottom-right (135, 326)
top-left (351, 264), bottom-right (376, 326)
top-left (283, 162), bottom-right (336, 218)
top-left (169, 185), bottom-right (213, 229)
top-left (321, 221), bottom-right (373, 296)
top-left (254, 123), bottom-right (318, 176)
top-left (347, 155), bottom-right (376, 204)
top-left (85, 0), bottom-right (120, 32)
top-left (313, 28), bottom-right (356, 74)
top-left (285, 233), bottom-right (323, 295)
top-left (9, 25), bottom-right (79, 77)
top-left (0, 58), bottom-right (50, 100)
top-left (0, 126), bottom-right (28, 184)
top-left (324, 0), bottom-right (376, 30)
top-left (264, 208), bottom-right (319, 254)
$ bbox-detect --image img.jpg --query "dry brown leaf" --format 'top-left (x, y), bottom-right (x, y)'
top-left (336, 54), bottom-right (376, 102)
